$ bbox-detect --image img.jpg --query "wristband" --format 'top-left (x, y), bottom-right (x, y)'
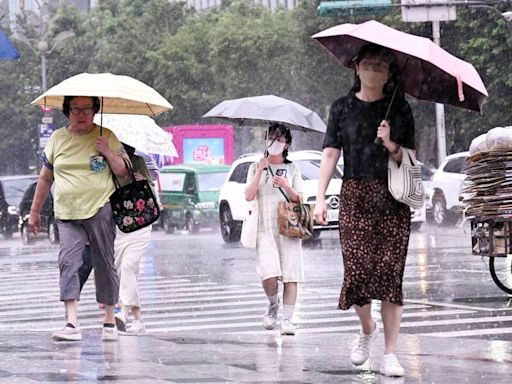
top-left (390, 143), bottom-right (401, 155)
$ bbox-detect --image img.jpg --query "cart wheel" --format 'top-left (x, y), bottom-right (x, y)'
top-left (489, 256), bottom-right (512, 295)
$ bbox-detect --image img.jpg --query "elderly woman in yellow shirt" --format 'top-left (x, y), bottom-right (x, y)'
top-left (29, 95), bottom-right (128, 342)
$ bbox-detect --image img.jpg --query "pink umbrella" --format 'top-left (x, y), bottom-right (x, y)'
top-left (312, 20), bottom-right (488, 113)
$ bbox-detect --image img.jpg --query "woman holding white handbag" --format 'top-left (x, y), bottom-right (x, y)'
top-left (314, 43), bottom-right (416, 377)
top-left (244, 123), bottom-right (304, 336)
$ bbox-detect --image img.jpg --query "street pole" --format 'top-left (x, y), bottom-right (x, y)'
top-left (40, 53), bottom-right (47, 92)
top-left (37, 39), bottom-right (49, 92)
top-left (432, 20), bottom-right (447, 163)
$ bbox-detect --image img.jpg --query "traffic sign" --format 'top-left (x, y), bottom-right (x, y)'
top-left (39, 123), bottom-right (55, 149)
top-left (401, 0), bottom-right (456, 22)
top-left (318, 0), bottom-right (392, 16)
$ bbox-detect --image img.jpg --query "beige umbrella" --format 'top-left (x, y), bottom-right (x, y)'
top-left (93, 114), bottom-right (178, 157)
top-left (31, 72), bottom-right (173, 116)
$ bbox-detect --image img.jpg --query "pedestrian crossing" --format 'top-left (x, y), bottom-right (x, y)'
top-left (1, 255), bottom-right (512, 340)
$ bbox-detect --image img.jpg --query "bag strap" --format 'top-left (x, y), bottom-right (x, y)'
top-left (402, 148), bottom-right (417, 166)
top-left (112, 158), bottom-right (136, 189)
top-left (266, 166), bottom-right (291, 203)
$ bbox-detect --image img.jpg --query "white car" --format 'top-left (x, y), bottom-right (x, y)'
top-left (427, 151), bottom-right (469, 225)
top-left (218, 150), bottom-right (343, 242)
top-left (408, 162), bottom-right (436, 231)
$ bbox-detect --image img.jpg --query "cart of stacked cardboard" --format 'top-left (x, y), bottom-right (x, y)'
top-left (462, 128), bottom-right (512, 294)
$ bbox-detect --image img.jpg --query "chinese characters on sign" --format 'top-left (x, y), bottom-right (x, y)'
top-left (184, 138), bottom-right (226, 165)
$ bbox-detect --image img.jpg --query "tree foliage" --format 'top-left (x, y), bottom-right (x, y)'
top-left (0, 0), bottom-right (511, 174)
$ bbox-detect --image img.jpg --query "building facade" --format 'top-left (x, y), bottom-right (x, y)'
top-left (185, 0), bottom-right (298, 11)
top-left (7, 0), bottom-right (95, 27)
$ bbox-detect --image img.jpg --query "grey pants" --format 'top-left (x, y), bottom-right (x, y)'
top-left (56, 203), bottom-right (119, 305)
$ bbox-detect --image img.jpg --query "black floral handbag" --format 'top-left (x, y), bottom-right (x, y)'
top-left (109, 159), bottom-right (160, 233)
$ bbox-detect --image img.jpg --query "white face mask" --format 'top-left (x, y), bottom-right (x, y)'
top-left (266, 140), bottom-right (286, 156)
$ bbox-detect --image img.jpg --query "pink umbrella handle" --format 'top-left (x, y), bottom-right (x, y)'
top-left (456, 73), bottom-right (465, 102)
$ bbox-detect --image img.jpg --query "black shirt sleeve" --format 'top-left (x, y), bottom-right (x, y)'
top-left (322, 97), bottom-right (345, 150)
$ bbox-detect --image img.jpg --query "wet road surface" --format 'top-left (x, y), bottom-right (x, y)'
top-left (0, 222), bottom-right (511, 383)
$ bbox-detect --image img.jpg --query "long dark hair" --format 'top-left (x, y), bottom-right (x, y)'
top-left (266, 122), bottom-right (292, 163)
top-left (351, 43), bottom-right (403, 97)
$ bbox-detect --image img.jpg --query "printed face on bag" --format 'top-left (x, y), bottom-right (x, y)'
top-left (287, 205), bottom-right (299, 226)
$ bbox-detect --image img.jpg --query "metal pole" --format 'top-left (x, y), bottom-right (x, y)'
top-left (41, 53), bottom-right (47, 92)
top-left (432, 20), bottom-right (447, 164)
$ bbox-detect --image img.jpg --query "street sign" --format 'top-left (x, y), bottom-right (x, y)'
top-left (318, 0), bottom-right (392, 16)
top-left (39, 123), bottom-right (55, 149)
top-left (401, 0), bottom-right (456, 22)
top-left (41, 116), bottom-right (53, 124)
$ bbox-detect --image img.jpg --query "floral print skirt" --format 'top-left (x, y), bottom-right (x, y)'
top-left (338, 179), bottom-right (411, 310)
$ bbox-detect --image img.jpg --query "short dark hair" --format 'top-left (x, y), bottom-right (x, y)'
top-left (62, 96), bottom-right (101, 118)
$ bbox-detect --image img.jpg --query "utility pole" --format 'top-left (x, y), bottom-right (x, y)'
top-left (401, 0), bottom-right (457, 165)
top-left (432, 20), bottom-right (447, 163)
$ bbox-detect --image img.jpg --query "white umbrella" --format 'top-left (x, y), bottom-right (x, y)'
top-left (202, 95), bottom-right (326, 133)
top-left (32, 73), bottom-right (173, 116)
top-left (94, 114), bottom-right (178, 157)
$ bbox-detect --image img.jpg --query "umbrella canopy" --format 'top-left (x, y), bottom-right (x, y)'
top-left (202, 95), bottom-right (326, 133)
top-left (0, 31), bottom-right (20, 61)
top-left (312, 20), bottom-right (488, 113)
top-left (93, 114), bottom-right (178, 157)
top-left (32, 73), bottom-right (173, 116)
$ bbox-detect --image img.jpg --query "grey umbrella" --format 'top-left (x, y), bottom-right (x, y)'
top-left (202, 95), bottom-right (326, 133)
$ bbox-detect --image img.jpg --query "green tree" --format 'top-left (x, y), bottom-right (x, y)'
top-left (1, 0), bottom-right (511, 174)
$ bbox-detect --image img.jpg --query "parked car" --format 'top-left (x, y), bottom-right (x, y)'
top-left (18, 182), bottom-right (59, 245)
top-left (427, 151), bottom-right (469, 225)
top-left (218, 150), bottom-right (344, 243)
top-left (0, 175), bottom-right (39, 239)
top-left (157, 164), bottom-right (230, 233)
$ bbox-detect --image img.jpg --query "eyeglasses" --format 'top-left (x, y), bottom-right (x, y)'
top-left (70, 106), bottom-right (93, 116)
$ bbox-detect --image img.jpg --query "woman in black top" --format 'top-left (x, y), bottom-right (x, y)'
top-left (314, 44), bottom-right (415, 377)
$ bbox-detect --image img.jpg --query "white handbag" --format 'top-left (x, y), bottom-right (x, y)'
top-left (388, 147), bottom-right (425, 209)
top-left (240, 200), bottom-right (258, 249)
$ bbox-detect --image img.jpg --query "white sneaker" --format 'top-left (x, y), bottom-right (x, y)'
top-left (125, 319), bottom-right (146, 335)
top-left (380, 354), bottom-right (405, 377)
top-left (280, 318), bottom-right (296, 335)
top-left (101, 325), bottom-right (119, 341)
top-left (52, 324), bottom-right (81, 341)
top-left (262, 300), bottom-right (280, 330)
top-left (350, 322), bottom-right (379, 366)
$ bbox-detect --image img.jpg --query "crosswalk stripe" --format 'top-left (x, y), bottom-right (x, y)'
top-left (420, 327), bottom-right (512, 337)
top-left (0, 262), bottom-right (511, 339)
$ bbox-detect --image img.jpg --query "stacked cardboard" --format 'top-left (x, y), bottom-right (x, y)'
top-left (461, 149), bottom-right (512, 220)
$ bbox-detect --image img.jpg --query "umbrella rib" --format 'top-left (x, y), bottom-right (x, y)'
top-left (146, 103), bottom-right (156, 117)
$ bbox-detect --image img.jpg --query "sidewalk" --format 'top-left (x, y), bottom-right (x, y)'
top-left (0, 329), bottom-right (510, 383)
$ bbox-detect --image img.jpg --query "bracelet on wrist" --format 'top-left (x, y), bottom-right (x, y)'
top-left (390, 143), bottom-right (401, 155)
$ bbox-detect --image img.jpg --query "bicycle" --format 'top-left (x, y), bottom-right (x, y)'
top-left (471, 218), bottom-right (512, 294)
